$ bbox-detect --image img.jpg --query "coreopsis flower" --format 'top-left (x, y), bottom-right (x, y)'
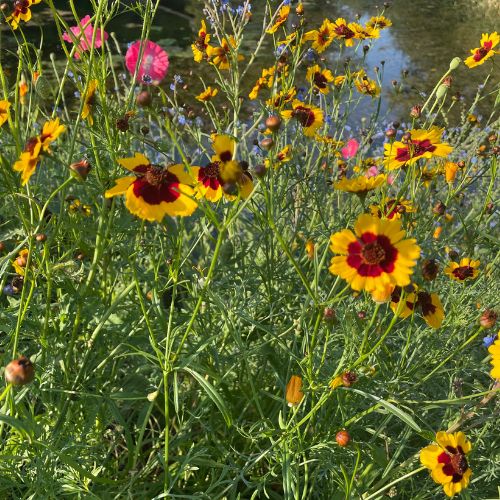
top-left (351, 23), bottom-right (380, 40)
top-left (315, 135), bottom-right (343, 150)
top-left (39, 118), bottom-right (66, 151)
top-left (303, 19), bottom-right (336, 53)
top-left (0, 100), bottom-right (10, 127)
top-left (62, 15), bottom-right (109, 60)
top-left (331, 18), bottom-right (358, 47)
top-left (329, 214), bottom-right (420, 293)
top-left (18, 76), bottom-right (28, 105)
top-left (354, 71), bottom-right (380, 97)
top-left (333, 75), bottom-right (347, 88)
top-left (105, 153), bottom-right (198, 222)
top-left (384, 127), bottom-right (453, 170)
top-left (12, 249), bottom-right (29, 275)
top-left (266, 87), bottom-right (296, 108)
top-left (366, 16), bottom-right (392, 29)
top-left (305, 239), bottom-right (315, 259)
top-left (333, 174), bottom-right (386, 194)
top-left (266, 5), bottom-right (290, 34)
top-left (82, 79), bottom-right (98, 126)
top-left (444, 258), bottom-right (480, 282)
top-left (390, 286), bottom-right (444, 328)
top-left (192, 135), bottom-right (253, 202)
top-left (196, 86), bottom-right (218, 102)
top-left (68, 199), bottom-right (92, 216)
top-left (281, 100), bottom-right (324, 137)
top-left (369, 198), bottom-right (415, 220)
top-left (285, 375), bottom-right (304, 406)
top-left (207, 36), bottom-right (243, 70)
top-left (444, 162), bottom-right (459, 183)
top-left (489, 338), bottom-right (500, 378)
top-left (306, 65), bottom-right (334, 94)
top-left (420, 431), bottom-right (472, 497)
top-left (6, 0), bottom-right (42, 29)
top-left (264, 145), bottom-right (292, 169)
top-left (464, 32), bottom-right (499, 68)
top-left (191, 20), bottom-right (211, 62)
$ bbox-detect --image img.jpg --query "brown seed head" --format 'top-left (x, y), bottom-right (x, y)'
top-left (5, 356), bottom-right (34, 386)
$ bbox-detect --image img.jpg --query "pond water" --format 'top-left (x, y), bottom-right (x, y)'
top-left (1, 0), bottom-right (498, 123)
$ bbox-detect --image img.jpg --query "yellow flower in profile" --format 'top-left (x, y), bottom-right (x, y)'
top-left (333, 174), bottom-right (386, 194)
top-left (0, 100), bottom-right (10, 127)
top-left (264, 144), bottom-right (292, 169)
top-left (444, 258), bottom-right (480, 283)
top-left (369, 198), bottom-right (415, 220)
top-left (444, 162), bottom-right (459, 183)
top-left (285, 375), bottom-right (304, 406)
top-left (384, 127), bottom-right (453, 170)
top-left (420, 431), bottom-right (472, 497)
top-left (266, 87), bottom-right (296, 108)
top-left (305, 239), bottom-right (315, 259)
top-left (191, 20), bottom-right (211, 63)
top-left (266, 5), bottom-right (290, 34)
top-left (366, 16), bottom-right (392, 29)
top-left (306, 65), bottom-right (334, 94)
top-left (105, 153), bottom-right (198, 223)
top-left (464, 32), bottom-right (499, 68)
top-left (354, 71), bottom-right (380, 97)
top-left (196, 86), bottom-right (218, 102)
top-left (39, 118), bottom-right (66, 152)
top-left (489, 338), bottom-right (500, 379)
top-left (281, 99), bottom-right (324, 137)
top-left (82, 79), bottom-right (98, 126)
top-left (303, 19), bottom-right (336, 53)
top-left (329, 214), bottom-right (420, 293)
top-left (207, 36), bottom-right (243, 70)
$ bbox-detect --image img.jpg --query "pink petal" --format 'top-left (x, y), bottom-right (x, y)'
top-left (341, 138), bottom-right (359, 159)
top-left (387, 174), bottom-right (395, 185)
top-left (365, 166), bottom-right (379, 178)
top-left (125, 40), bottom-right (169, 85)
top-left (62, 15), bottom-right (108, 59)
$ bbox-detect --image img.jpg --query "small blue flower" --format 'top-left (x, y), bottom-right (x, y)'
top-left (142, 74), bottom-right (152, 84)
top-left (483, 335), bottom-right (496, 348)
top-left (3, 284), bottom-right (14, 296)
top-left (177, 115), bottom-right (187, 126)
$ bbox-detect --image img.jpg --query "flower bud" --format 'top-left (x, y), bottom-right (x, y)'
top-left (136, 90), bottom-right (152, 107)
top-left (11, 276), bottom-right (24, 294)
top-left (323, 307), bottom-right (335, 322)
top-left (5, 356), bottom-right (34, 386)
top-left (341, 371), bottom-right (357, 387)
top-left (260, 138), bottom-right (274, 150)
top-left (385, 128), bottom-right (396, 138)
top-left (449, 57), bottom-right (461, 70)
top-left (295, 3), bottom-right (304, 15)
top-left (253, 163), bottom-right (267, 178)
top-left (265, 115), bottom-right (281, 132)
top-left (480, 310), bottom-right (497, 329)
top-left (35, 233), bottom-right (47, 242)
top-left (410, 105), bottom-right (422, 118)
top-left (433, 201), bottom-right (446, 216)
top-left (285, 375), bottom-right (304, 407)
top-left (336, 429), bottom-right (351, 447)
top-left (421, 259), bottom-right (439, 281)
top-left (0, 241), bottom-right (5, 252)
top-left (436, 84), bottom-right (447, 100)
top-left (70, 159), bottom-right (92, 181)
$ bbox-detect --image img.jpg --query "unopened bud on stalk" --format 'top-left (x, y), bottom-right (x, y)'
top-left (449, 57), bottom-right (461, 70)
top-left (342, 371), bottom-right (357, 387)
top-left (136, 90), bottom-right (152, 107)
top-left (260, 138), bottom-right (274, 150)
top-left (69, 159), bottom-right (92, 181)
top-left (265, 115), bottom-right (281, 132)
top-left (253, 163), bottom-right (267, 178)
top-left (385, 128), bottom-right (396, 138)
top-left (436, 84), bottom-right (447, 100)
top-left (336, 429), bottom-right (351, 446)
top-left (5, 356), bottom-right (34, 386)
top-left (422, 259), bottom-right (439, 281)
top-left (323, 307), bottom-right (335, 322)
top-left (295, 2), bottom-right (304, 15)
top-left (35, 233), bottom-right (47, 243)
top-left (480, 310), bottom-right (497, 329)
top-left (410, 105), bottom-right (422, 118)
top-left (433, 201), bottom-right (446, 216)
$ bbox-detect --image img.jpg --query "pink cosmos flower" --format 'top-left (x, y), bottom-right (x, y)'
top-left (341, 138), bottom-right (359, 159)
top-left (62, 15), bottom-right (108, 60)
top-left (365, 166), bottom-right (379, 177)
top-left (125, 40), bottom-right (169, 85)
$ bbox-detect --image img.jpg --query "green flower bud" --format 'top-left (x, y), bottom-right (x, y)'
top-left (449, 57), bottom-right (461, 70)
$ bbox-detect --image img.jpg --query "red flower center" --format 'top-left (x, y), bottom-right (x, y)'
top-left (292, 106), bottom-right (315, 127)
top-left (13, 0), bottom-right (30, 15)
top-left (395, 138), bottom-right (437, 163)
top-left (346, 232), bottom-right (398, 277)
top-left (334, 24), bottom-right (355, 39)
top-left (199, 162), bottom-right (222, 190)
top-left (416, 291), bottom-right (436, 316)
top-left (452, 266), bottom-right (474, 281)
top-left (474, 41), bottom-right (492, 61)
top-left (313, 72), bottom-right (328, 89)
top-left (317, 28), bottom-right (331, 45)
top-left (133, 165), bottom-right (181, 205)
top-left (438, 446), bottom-right (469, 483)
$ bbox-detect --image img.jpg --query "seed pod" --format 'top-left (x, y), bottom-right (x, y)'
top-left (253, 163), bottom-right (267, 178)
top-left (336, 429), bottom-right (351, 447)
top-left (5, 356), bottom-right (35, 386)
top-left (136, 90), bottom-right (152, 107)
top-left (480, 310), bottom-right (497, 329)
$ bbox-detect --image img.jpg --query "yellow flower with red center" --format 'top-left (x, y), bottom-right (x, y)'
top-left (191, 135), bottom-right (253, 202)
top-left (444, 258), bottom-right (480, 282)
top-left (6, 0), bottom-right (42, 30)
top-left (266, 87), bottom-right (296, 108)
top-left (0, 100), bottom-right (10, 127)
top-left (285, 375), bottom-right (304, 406)
top-left (489, 338), bottom-right (500, 379)
top-left (354, 71), bottom-right (380, 97)
top-left (82, 79), bottom-right (98, 126)
top-left (465, 32), bottom-right (499, 68)
top-left (266, 5), bottom-right (290, 34)
top-left (420, 431), bottom-right (472, 497)
top-left (12, 249), bottom-right (30, 276)
top-left (333, 174), bottom-right (386, 194)
top-left (303, 19), bottom-right (336, 53)
top-left (366, 16), bottom-right (392, 30)
top-left (331, 18), bottom-right (358, 47)
top-left (250, 67), bottom-right (277, 100)
top-left (315, 135), bottom-right (343, 150)
top-left (281, 100), bottom-right (324, 137)
top-left (306, 65), bottom-right (334, 94)
top-left (206, 36), bottom-right (243, 70)
top-left (390, 286), bottom-right (444, 328)
top-left (105, 153), bottom-right (198, 222)
top-left (13, 118), bottom-right (65, 185)
top-left (264, 144), bottom-right (292, 169)
top-left (196, 86), bottom-right (218, 102)
top-left (369, 198), bottom-right (415, 220)
top-left (191, 20), bottom-right (211, 63)
top-left (384, 127), bottom-right (453, 170)
top-left (329, 214), bottom-right (420, 293)
top-left (351, 23), bottom-right (380, 40)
